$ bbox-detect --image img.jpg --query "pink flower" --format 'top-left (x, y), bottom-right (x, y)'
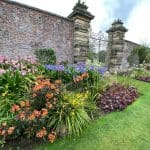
top-left (0, 55), bottom-right (7, 63)
top-left (0, 69), bottom-right (6, 75)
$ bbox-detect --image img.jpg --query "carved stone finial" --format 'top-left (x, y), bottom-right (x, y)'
top-left (107, 19), bottom-right (128, 33)
top-left (112, 19), bottom-right (123, 25)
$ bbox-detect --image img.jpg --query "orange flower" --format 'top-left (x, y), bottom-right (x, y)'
top-left (33, 79), bottom-right (53, 92)
top-left (11, 105), bottom-right (21, 113)
top-left (73, 78), bottom-right (77, 83)
top-left (32, 93), bottom-right (37, 98)
top-left (28, 113), bottom-right (35, 121)
top-left (25, 107), bottom-right (30, 112)
top-left (41, 109), bottom-right (48, 116)
top-left (76, 78), bottom-right (80, 82)
top-left (20, 101), bottom-right (26, 107)
top-left (41, 108), bottom-right (48, 117)
top-left (7, 127), bottom-right (15, 135)
top-left (36, 127), bottom-right (47, 138)
top-left (37, 79), bottom-right (42, 84)
top-left (50, 84), bottom-right (56, 90)
top-left (33, 110), bottom-right (41, 117)
top-left (46, 102), bottom-right (53, 109)
top-left (18, 112), bottom-right (26, 120)
top-left (82, 72), bottom-right (89, 78)
top-left (25, 101), bottom-right (30, 107)
top-left (1, 130), bottom-right (6, 136)
top-left (55, 80), bottom-right (62, 84)
top-left (46, 93), bottom-right (54, 99)
top-left (48, 131), bottom-right (56, 143)
top-left (55, 88), bottom-right (60, 94)
top-left (78, 76), bottom-right (83, 81)
top-left (33, 85), bottom-right (43, 91)
top-left (43, 79), bottom-right (50, 86)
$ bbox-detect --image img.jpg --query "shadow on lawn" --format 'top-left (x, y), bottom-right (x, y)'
top-left (2, 138), bottom-right (45, 150)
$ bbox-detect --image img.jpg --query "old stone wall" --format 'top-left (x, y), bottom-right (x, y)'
top-left (0, 0), bottom-right (74, 63)
top-left (121, 40), bottom-right (139, 68)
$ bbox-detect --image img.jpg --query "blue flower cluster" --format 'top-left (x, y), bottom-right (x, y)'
top-left (45, 63), bottom-right (108, 75)
top-left (45, 64), bottom-right (65, 71)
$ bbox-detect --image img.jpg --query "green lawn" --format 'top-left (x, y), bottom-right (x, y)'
top-left (35, 79), bottom-right (150, 150)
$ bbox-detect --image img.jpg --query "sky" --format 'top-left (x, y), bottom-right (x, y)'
top-left (11, 0), bottom-right (150, 44)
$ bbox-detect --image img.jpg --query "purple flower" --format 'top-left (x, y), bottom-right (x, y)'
top-left (74, 65), bottom-right (86, 73)
top-left (89, 65), bottom-right (96, 71)
top-left (97, 67), bottom-right (108, 75)
top-left (45, 64), bottom-right (65, 71)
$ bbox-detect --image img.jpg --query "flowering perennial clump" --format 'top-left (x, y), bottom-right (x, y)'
top-left (73, 72), bottom-right (89, 83)
top-left (97, 84), bottom-right (138, 113)
top-left (45, 63), bottom-right (107, 75)
top-left (5, 76), bottom-right (63, 145)
top-left (0, 122), bottom-right (15, 139)
top-left (0, 55), bottom-right (37, 76)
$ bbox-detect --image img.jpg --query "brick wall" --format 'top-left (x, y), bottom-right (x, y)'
top-left (0, 0), bottom-right (74, 63)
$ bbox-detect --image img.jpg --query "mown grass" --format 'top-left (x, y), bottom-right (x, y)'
top-left (35, 78), bottom-right (150, 150)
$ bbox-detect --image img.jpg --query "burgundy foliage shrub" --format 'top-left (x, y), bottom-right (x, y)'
top-left (136, 77), bottom-right (150, 83)
top-left (97, 84), bottom-right (138, 113)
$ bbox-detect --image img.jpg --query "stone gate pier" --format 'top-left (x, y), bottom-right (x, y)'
top-left (106, 19), bottom-right (128, 71)
top-left (68, 0), bottom-right (94, 62)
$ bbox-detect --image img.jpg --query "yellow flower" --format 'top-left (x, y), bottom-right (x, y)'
top-left (71, 112), bottom-right (75, 116)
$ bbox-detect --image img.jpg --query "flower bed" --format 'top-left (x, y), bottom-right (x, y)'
top-left (0, 55), bottom-right (140, 148)
top-left (136, 77), bottom-right (150, 83)
top-left (96, 83), bottom-right (138, 113)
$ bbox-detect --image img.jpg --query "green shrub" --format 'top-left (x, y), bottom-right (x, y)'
top-left (35, 48), bottom-right (56, 64)
top-left (128, 45), bottom-right (150, 66)
top-left (130, 67), bottom-right (150, 79)
top-left (98, 50), bottom-right (106, 62)
top-left (87, 50), bottom-right (96, 62)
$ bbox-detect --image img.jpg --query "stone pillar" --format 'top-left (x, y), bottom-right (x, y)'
top-left (68, 0), bottom-right (94, 63)
top-left (106, 19), bottom-right (128, 71)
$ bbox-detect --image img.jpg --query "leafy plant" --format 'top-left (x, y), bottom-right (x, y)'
top-left (130, 64), bottom-right (150, 83)
top-left (31, 76), bottom-right (90, 137)
top-left (47, 92), bottom-right (90, 137)
top-left (128, 45), bottom-right (150, 66)
top-left (97, 83), bottom-right (138, 113)
top-left (35, 48), bottom-right (56, 64)
top-left (0, 70), bottom-right (34, 118)
top-left (0, 78), bottom-right (89, 148)
top-left (98, 50), bottom-right (106, 62)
